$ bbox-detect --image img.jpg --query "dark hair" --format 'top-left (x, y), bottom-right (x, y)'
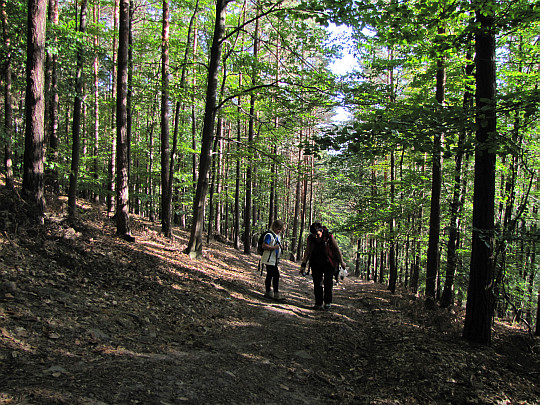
top-left (309, 222), bottom-right (322, 235)
top-left (271, 219), bottom-right (284, 232)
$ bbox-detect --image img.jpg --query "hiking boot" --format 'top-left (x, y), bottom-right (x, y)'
top-left (312, 304), bottom-right (323, 310)
top-left (273, 292), bottom-right (281, 300)
top-left (324, 303), bottom-right (332, 310)
top-left (264, 291), bottom-right (273, 299)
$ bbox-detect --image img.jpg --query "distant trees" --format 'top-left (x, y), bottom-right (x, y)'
top-left (303, 0), bottom-right (540, 343)
top-left (3, 0), bottom-right (540, 344)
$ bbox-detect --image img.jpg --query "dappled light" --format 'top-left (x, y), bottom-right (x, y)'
top-left (1, 191), bottom-right (538, 404)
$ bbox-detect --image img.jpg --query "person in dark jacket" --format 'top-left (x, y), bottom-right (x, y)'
top-left (300, 222), bottom-right (346, 310)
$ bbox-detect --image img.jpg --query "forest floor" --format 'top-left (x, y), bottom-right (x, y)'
top-left (0, 188), bottom-right (539, 405)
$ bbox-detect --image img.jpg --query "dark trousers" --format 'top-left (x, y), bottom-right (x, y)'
top-left (265, 265), bottom-right (279, 293)
top-left (311, 264), bottom-right (334, 306)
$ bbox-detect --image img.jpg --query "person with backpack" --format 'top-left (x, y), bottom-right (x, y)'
top-left (300, 222), bottom-right (346, 310)
top-left (261, 220), bottom-right (285, 300)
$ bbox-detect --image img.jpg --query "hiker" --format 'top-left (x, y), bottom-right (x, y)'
top-left (300, 222), bottom-right (346, 310)
top-left (261, 220), bottom-right (285, 300)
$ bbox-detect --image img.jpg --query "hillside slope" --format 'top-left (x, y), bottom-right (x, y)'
top-left (1, 190), bottom-right (539, 404)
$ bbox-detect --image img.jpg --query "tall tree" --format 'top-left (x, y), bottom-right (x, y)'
top-left (107, 0), bottom-right (119, 215)
top-left (243, 3), bottom-right (260, 254)
top-left (425, 26), bottom-right (446, 305)
top-left (45, 0), bottom-right (59, 193)
top-left (22, 0), bottom-right (47, 222)
top-left (115, 0), bottom-right (132, 238)
top-left (441, 40), bottom-right (473, 308)
top-left (1, 0), bottom-right (14, 190)
top-left (92, 2), bottom-right (100, 203)
top-left (463, 2), bottom-right (497, 345)
top-left (68, 0), bottom-right (88, 217)
top-left (161, 0), bottom-right (172, 237)
top-left (185, 0), bottom-right (229, 258)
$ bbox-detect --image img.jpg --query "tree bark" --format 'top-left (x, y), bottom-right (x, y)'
top-left (107, 0), bottom-right (119, 215)
top-left (441, 42), bottom-right (473, 308)
top-left (388, 151), bottom-right (397, 293)
top-left (115, 0), bottom-right (131, 238)
top-left (1, 0), bottom-right (14, 190)
top-left (161, 0), bottom-right (172, 237)
top-left (185, 0), bottom-right (228, 258)
top-left (92, 3), bottom-right (100, 203)
top-left (22, 0), bottom-right (47, 222)
top-left (463, 6), bottom-right (497, 345)
top-left (425, 27), bottom-right (446, 304)
top-left (243, 5), bottom-right (259, 255)
top-left (68, 0), bottom-right (88, 217)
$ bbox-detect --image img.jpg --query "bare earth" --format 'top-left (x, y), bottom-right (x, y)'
top-left (0, 190), bottom-right (539, 404)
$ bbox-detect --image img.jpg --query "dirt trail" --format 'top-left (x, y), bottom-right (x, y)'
top-left (0, 196), bottom-right (539, 404)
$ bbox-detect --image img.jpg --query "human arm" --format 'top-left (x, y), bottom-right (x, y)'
top-left (330, 234), bottom-right (346, 268)
top-left (300, 237), bottom-right (312, 274)
top-left (262, 233), bottom-right (280, 251)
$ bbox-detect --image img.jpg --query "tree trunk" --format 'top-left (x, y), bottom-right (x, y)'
top-left (534, 288), bottom-right (540, 336)
top-left (441, 42), bottom-right (473, 308)
top-left (463, 6), bottom-right (497, 345)
top-left (1, 0), bottom-right (14, 190)
top-left (296, 158), bottom-right (308, 260)
top-left (234, 81), bottom-right (242, 250)
top-left (46, 0), bottom-right (59, 193)
top-left (68, 0), bottom-right (88, 217)
top-left (22, 0), bottom-right (47, 222)
top-left (107, 0), bottom-right (119, 215)
top-left (185, 0), bottom-right (228, 258)
top-left (388, 151), bottom-right (397, 293)
top-left (207, 118), bottom-right (222, 243)
top-left (161, 0), bottom-right (172, 237)
top-left (243, 6), bottom-right (259, 255)
top-left (92, 3), bottom-right (100, 203)
top-left (425, 27), bottom-right (446, 304)
top-left (127, 0), bottom-right (133, 204)
top-left (115, 0), bottom-right (131, 238)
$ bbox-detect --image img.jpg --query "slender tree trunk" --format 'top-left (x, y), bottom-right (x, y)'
top-left (234, 85), bottom-right (242, 250)
top-left (1, 0), bottom-right (14, 190)
top-left (92, 3), bottom-right (100, 203)
top-left (425, 27), bottom-right (446, 305)
top-left (170, 0), bottom-right (199, 229)
top-left (441, 43), bottom-right (473, 308)
top-left (297, 156), bottom-right (308, 260)
top-left (68, 0), bottom-right (88, 217)
top-left (46, 0), bottom-right (59, 193)
top-left (463, 6), bottom-right (497, 345)
top-left (115, 0), bottom-right (131, 238)
top-left (388, 151), bottom-right (397, 293)
top-left (127, 0), bottom-right (133, 202)
top-left (534, 288), bottom-right (540, 336)
top-left (107, 0), bottom-right (119, 214)
top-left (185, 0), bottom-right (228, 258)
top-left (207, 118), bottom-right (222, 243)
top-left (22, 0), bottom-right (47, 222)
top-left (161, 0), bottom-right (172, 237)
top-left (243, 6), bottom-right (259, 254)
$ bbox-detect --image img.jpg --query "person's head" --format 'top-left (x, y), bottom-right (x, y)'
top-left (309, 222), bottom-right (323, 238)
top-left (271, 219), bottom-right (285, 234)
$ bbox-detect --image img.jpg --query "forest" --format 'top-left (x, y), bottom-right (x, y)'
top-left (2, 0), bottom-right (540, 352)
